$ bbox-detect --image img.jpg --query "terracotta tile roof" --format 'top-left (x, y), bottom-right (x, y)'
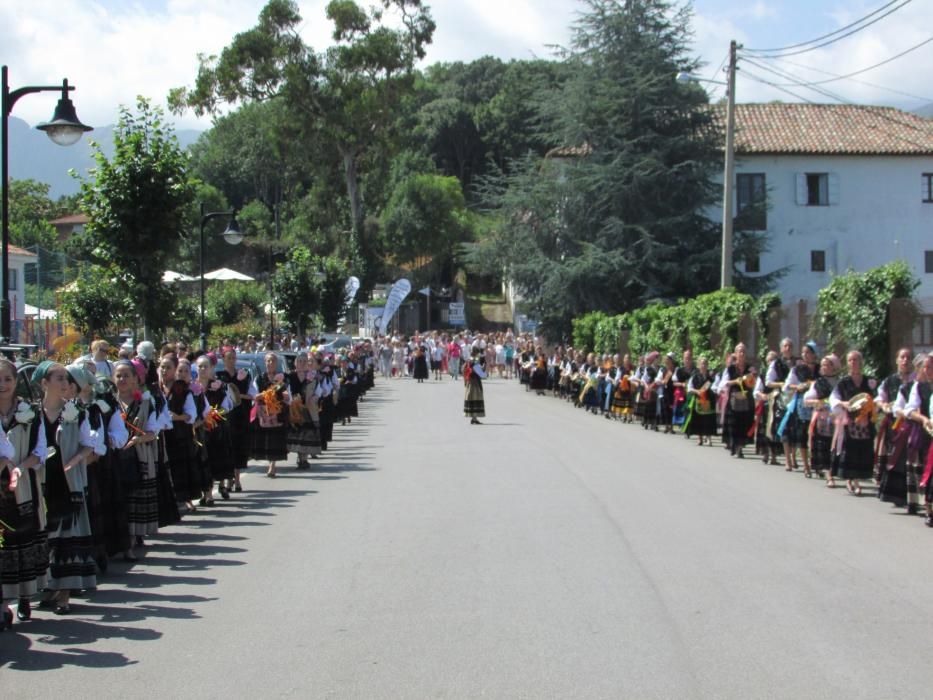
top-left (49, 214), bottom-right (89, 225)
top-left (714, 103), bottom-right (933, 156)
top-left (9, 245), bottom-right (37, 257)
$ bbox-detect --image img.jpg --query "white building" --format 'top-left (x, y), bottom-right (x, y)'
top-left (8, 244), bottom-right (37, 324)
top-left (722, 103), bottom-right (933, 329)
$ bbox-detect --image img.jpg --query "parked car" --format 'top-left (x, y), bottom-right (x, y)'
top-left (316, 334), bottom-right (353, 354)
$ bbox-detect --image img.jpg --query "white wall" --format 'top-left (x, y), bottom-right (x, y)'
top-left (719, 154), bottom-right (933, 308)
top-left (8, 254), bottom-right (30, 322)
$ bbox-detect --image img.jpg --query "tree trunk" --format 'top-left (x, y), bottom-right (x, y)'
top-left (341, 146), bottom-right (364, 246)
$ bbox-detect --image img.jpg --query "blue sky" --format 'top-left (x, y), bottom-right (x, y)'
top-left (1, 0), bottom-right (930, 130)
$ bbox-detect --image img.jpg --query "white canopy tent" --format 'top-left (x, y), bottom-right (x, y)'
top-left (203, 268), bottom-right (255, 281)
top-left (163, 270), bottom-right (195, 283)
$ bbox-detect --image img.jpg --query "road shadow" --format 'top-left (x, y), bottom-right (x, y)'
top-left (0, 632), bottom-right (137, 670)
top-left (0, 379), bottom-right (384, 673)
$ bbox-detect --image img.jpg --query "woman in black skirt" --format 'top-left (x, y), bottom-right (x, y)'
top-left (830, 350), bottom-right (877, 495)
top-left (337, 357), bottom-right (360, 425)
top-left (685, 356), bottom-right (717, 445)
top-left (315, 359), bottom-right (338, 452)
top-left (0, 358), bottom-right (46, 628)
top-left (160, 355), bottom-right (200, 512)
top-left (412, 345), bottom-right (429, 383)
top-left (215, 347), bottom-right (254, 493)
top-left (195, 355), bottom-right (235, 499)
top-left (721, 343), bottom-right (756, 458)
top-left (804, 354), bottom-right (841, 482)
top-left (34, 361), bottom-right (97, 615)
top-left (253, 352), bottom-right (290, 478)
top-left (287, 353), bottom-right (322, 469)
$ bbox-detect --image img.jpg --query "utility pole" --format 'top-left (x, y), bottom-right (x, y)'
top-left (721, 39), bottom-right (737, 289)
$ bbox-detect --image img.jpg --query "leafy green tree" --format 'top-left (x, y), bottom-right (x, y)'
top-left (58, 265), bottom-right (131, 338)
top-left (272, 248), bottom-right (321, 337)
top-left (205, 280), bottom-right (266, 326)
top-left (317, 254), bottom-right (350, 330)
top-left (70, 97), bottom-right (196, 337)
top-left (170, 0), bottom-right (435, 289)
top-left (812, 261), bottom-right (918, 376)
top-left (471, 0), bottom-right (723, 338)
top-left (410, 58), bottom-right (567, 196)
top-left (381, 173), bottom-right (470, 270)
top-left (7, 178), bottom-right (61, 251)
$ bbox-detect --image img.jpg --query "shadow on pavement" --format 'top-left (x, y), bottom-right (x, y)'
top-left (0, 384), bottom-right (382, 672)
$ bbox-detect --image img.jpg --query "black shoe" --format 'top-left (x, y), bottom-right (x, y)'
top-left (135, 536), bottom-right (145, 547)
top-left (926, 515), bottom-right (933, 528)
top-left (233, 484), bottom-right (243, 493)
top-left (220, 486), bottom-right (230, 500)
top-left (908, 504), bottom-right (919, 514)
top-left (96, 555), bottom-right (109, 575)
top-left (1, 608), bottom-right (12, 631)
top-left (16, 599), bottom-right (31, 621)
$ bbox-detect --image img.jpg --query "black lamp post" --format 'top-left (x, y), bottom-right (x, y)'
top-left (199, 202), bottom-right (242, 351)
top-left (2, 66), bottom-right (92, 344)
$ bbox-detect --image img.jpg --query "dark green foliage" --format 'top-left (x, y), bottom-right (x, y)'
top-left (58, 265), bottom-right (131, 337)
top-left (170, 0), bottom-right (435, 291)
top-left (272, 248), bottom-right (321, 337)
top-left (318, 255), bottom-right (351, 330)
top-left (575, 288), bottom-right (782, 364)
top-left (381, 173), bottom-right (470, 269)
top-left (470, 0), bottom-right (726, 339)
top-left (813, 261), bottom-right (919, 376)
top-left (205, 281), bottom-right (266, 326)
top-left (70, 98), bottom-right (196, 336)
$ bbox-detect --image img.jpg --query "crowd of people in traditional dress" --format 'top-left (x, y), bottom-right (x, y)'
top-left (0, 337), bottom-right (376, 628)
top-left (510, 336), bottom-right (933, 527)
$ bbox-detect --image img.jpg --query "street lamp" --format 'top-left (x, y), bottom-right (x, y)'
top-left (2, 66), bottom-right (92, 343)
top-left (677, 38), bottom-right (738, 289)
top-left (199, 202), bottom-right (242, 351)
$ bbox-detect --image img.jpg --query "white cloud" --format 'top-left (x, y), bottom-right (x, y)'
top-left (691, 0), bottom-right (933, 108)
top-left (1, 0), bottom-right (929, 137)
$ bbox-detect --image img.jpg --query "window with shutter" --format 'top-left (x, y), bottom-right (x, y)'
top-left (923, 174), bottom-right (933, 203)
top-left (795, 174), bottom-right (808, 205)
top-left (805, 173), bottom-right (830, 206)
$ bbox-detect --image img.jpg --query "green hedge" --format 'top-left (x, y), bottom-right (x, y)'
top-left (571, 289), bottom-right (780, 361)
top-left (567, 261), bottom-right (918, 376)
top-left (812, 260), bottom-right (919, 376)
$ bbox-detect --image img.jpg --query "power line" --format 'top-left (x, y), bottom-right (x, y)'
top-left (739, 70), bottom-right (818, 104)
top-left (762, 44), bottom-right (933, 103)
top-left (742, 59), bottom-right (852, 103)
top-left (704, 51), bottom-right (730, 100)
top-left (742, 0), bottom-right (913, 58)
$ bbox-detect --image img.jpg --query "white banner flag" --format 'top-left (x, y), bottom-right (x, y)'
top-left (379, 278), bottom-right (411, 336)
top-left (344, 276), bottom-right (361, 306)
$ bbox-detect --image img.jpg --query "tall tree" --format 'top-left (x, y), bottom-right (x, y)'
top-left (169, 0), bottom-right (435, 289)
top-left (70, 98), bottom-right (196, 336)
top-left (272, 248), bottom-right (321, 337)
top-left (472, 0), bottom-right (723, 338)
top-left (381, 172), bottom-right (470, 276)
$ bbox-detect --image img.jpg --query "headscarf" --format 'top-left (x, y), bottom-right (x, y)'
top-left (66, 364), bottom-right (96, 390)
top-left (136, 340), bottom-right (155, 361)
top-left (131, 358), bottom-right (147, 384)
top-left (31, 360), bottom-right (59, 384)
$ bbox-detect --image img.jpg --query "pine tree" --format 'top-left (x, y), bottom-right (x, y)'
top-left (474, 0), bottom-right (723, 338)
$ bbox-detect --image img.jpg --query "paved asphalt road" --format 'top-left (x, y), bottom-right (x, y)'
top-left (4, 374), bottom-right (933, 699)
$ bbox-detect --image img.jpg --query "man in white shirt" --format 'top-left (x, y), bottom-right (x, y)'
top-left (90, 339), bottom-right (113, 378)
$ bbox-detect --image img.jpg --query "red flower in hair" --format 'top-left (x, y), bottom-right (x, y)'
top-left (132, 390), bottom-right (142, 402)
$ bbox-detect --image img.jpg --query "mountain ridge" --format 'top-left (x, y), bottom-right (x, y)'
top-left (7, 116), bottom-right (203, 200)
